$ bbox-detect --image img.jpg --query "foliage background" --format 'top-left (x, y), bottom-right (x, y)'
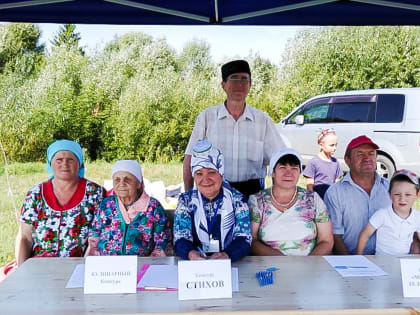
top-left (2, 24), bottom-right (420, 164)
top-left (2, 24), bottom-right (420, 265)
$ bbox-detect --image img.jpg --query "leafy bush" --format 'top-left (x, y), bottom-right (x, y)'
top-left (2, 24), bottom-right (420, 164)
top-left (279, 26), bottom-right (420, 114)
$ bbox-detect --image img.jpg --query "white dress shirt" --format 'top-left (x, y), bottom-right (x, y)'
top-left (185, 103), bottom-right (283, 182)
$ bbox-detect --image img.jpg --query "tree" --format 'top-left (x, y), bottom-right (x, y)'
top-left (0, 23), bottom-right (44, 75)
top-left (279, 26), bottom-right (420, 117)
top-left (0, 44), bottom-right (97, 162)
top-left (51, 24), bottom-right (84, 55)
top-left (178, 39), bottom-right (215, 80)
top-left (98, 33), bottom-right (218, 161)
top-left (247, 53), bottom-right (282, 120)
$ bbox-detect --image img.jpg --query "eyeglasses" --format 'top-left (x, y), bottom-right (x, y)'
top-left (227, 76), bottom-right (250, 83)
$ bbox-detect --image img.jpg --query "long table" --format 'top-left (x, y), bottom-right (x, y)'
top-left (0, 255), bottom-right (419, 315)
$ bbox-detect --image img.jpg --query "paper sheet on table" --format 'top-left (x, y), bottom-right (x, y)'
top-left (66, 264), bottom-right (85, 288)
top-left (137, 264), bottom-right (239, 291)
top-left (324, 255), bottom-right (387, 277)
top-left (137, 264), bottom-right (178, 290)
top-left (231, 267), bottom-right (239, 291)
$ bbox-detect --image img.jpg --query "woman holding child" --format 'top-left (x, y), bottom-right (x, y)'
top-left (249, 148), bottom-right (334, 256)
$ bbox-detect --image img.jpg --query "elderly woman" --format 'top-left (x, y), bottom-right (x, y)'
top-left (249, 148), bottom-right (333, 256)
top-left (174, 140), bottom-right (251, 262)
top-left (14, 140), bottom-right (104, 266)
top-left (87, 160), bottom-right (172, 256)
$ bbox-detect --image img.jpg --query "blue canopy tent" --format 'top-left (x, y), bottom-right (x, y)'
top-left (0, 0), bottom-right (420, 25)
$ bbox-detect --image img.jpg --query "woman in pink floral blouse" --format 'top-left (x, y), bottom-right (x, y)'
top-left (249, 148), bottom-right (334, 256)
top-left (86, 160), bottom-right (172, 256)
top-left (14, 140), bottom-right (105, 266)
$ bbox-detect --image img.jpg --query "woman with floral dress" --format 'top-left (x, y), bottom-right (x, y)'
top-left (249, 148), bottom-right (333, 256)
top-left (86, 160), bottom-right (172, 256)
top-left (14, 139), bottom-right (105, 266)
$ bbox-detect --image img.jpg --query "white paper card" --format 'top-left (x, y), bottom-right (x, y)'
top-left (178, 259), bottom-right (232, 300)
top-left (138, 265), bottom-right (178, 289)
top-left (137, 265), bottom-right (239, 291)
top-left (400, 259), bottom-right (420, 297)
top-left (84, 256), bottom-right (137, 294)
top-left (324, 255), bottom-right (387, 277)
top-left (66, 264), bottom-right (85, 288)
top-left (231, 267), bottom-right (239, 292)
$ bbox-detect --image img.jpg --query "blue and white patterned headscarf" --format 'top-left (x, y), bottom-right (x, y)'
top-left (46, 139), bottom-right (85, 178)
top-left (190, 140), bottom-right (234, 251)
top-left (191, 139), bottom-right (224, 177)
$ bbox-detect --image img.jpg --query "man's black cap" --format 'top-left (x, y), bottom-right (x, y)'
top-left (221, 60), bottom-right (251, 82)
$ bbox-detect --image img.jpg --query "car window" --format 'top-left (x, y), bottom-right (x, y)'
top-left (285, 108), bottom-right (303, 124)
top-left (285, 97), bottom-right (330, 125)
top-left (376, 94), bottom-right (404, 123)
top-left (303, 103), bottom-right (329, 123)
top-left (330, 102), bottom-right (374, 123)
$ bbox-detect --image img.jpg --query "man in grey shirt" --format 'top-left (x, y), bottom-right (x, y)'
top-left (324, 135), bottom-right (390, 254)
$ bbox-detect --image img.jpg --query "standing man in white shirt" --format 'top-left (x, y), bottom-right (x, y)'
top-left (183, 60), bottom-right (283, 198)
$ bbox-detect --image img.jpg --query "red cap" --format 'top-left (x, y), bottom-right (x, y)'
top-left (346, 135), bottom-right (379, 152)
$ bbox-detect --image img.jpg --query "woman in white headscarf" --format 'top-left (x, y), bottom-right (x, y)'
top-left (87, 160), bottom-right (172, 256)
top-left (174, 140), bottom-right (251, 262)
top-left (249, 148), bottom-right (333, 256)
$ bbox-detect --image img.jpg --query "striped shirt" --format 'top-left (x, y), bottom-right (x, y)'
top-left (185, 103), bottom-right (283, 182)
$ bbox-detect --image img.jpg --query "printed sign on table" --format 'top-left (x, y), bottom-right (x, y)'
top-left (400, 259), bottom-right (420, 297)
top-left (84, 255), bottom-right (137, 294)
top-left (178, 259), bottom-right (232, 300)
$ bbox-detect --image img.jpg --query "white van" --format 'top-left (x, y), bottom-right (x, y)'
top-left (277, 88), bottom-right (420, 178)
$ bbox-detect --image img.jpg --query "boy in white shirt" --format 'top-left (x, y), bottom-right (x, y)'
top-left (356, 169), bottom-right (420, 255)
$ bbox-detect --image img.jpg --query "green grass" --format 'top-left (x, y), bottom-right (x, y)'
top-left (0, 161), bottom-right (183, 265)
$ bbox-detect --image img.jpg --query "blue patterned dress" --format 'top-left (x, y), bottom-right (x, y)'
top-left (174, 185), bottom-right (251, 262)
top-left (89, 196), bottom-right (172, 256)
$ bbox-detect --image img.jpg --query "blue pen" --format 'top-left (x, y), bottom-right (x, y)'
top-left (197, 246), bottom-right (207, 258)
top-left (334, 265), bottom-right (368, 269)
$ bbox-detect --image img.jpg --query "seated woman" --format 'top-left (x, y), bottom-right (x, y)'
top-left (15, 140), bottom-right (104, 266)
top-left (249, 148), bottom-right (333, 256)
top-left (87, 160), bottom-right (172, 256)
top-left (174, 140), bottom-right (251, 262)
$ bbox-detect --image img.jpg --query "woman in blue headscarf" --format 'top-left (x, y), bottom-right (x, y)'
top-left (174, 140), bottom-right (251, 262)
top-left (14, 139), bottom-right (104, 266)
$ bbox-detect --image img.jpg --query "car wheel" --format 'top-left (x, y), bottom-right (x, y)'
top-left (376, 154), bottom-right (395, 179)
